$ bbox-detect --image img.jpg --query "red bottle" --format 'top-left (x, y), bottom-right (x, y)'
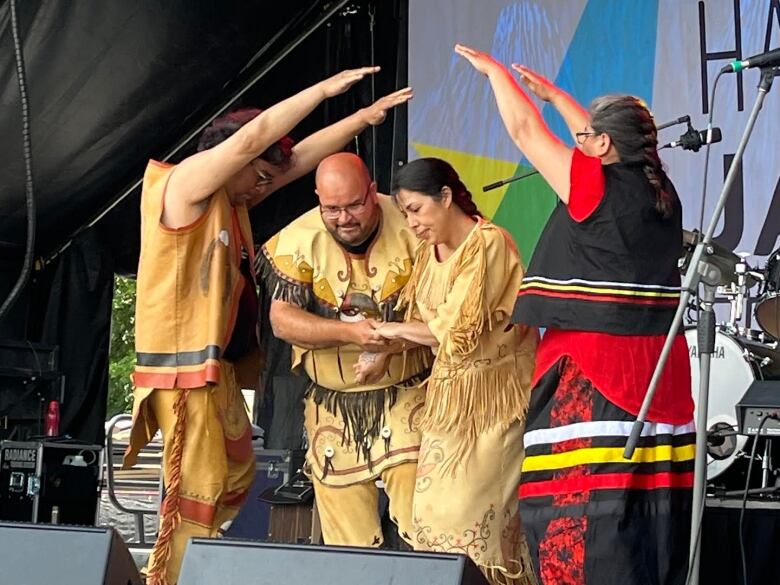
top-left (44, 400), bottom-right (60, 437)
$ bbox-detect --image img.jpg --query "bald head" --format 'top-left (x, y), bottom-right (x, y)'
top-left (315, 152), bottom-right (371, 194)
top-left (315, 153), bottom-right (379, 246)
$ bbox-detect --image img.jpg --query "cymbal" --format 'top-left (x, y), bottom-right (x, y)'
top-left (680, 229), bottom-right (742, 286)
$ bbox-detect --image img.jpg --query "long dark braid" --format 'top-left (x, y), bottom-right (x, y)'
top-left (450, 177), bottom-right (482, 217)
top-left (391, 157), bottom-right (483, 217)
top-left (590, 95), bottom-right (672, 218)
top-left (636, 101), bottom-right (672, 218)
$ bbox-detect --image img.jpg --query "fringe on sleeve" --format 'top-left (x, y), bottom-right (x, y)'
top-left (255, 250), bottom-right (312, 309)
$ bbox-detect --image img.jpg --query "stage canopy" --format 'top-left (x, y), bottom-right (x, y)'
top-left (0, 0), bottom-right (406, 442)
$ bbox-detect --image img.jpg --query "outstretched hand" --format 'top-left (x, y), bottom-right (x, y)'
top-left (511, 65), bottom-right (557, 102)
top-left (368, 322), bottom-right (403, 344)
top-left (362, 87), bottom-right (413, 126)
top-left (454, 44), bottom-right (501, 76)
top-left (349, 319), bottom-right (388, 353)
top-left (320, 66), bottom-right (381, 98)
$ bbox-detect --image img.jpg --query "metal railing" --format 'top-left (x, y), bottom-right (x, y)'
top-left (104, 414), bottom-right (163, 545)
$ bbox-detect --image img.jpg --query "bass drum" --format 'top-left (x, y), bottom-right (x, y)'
top-left (756, 247), bottom-right (780, 340)
top-left (685, 328), bottom-right (780, 481)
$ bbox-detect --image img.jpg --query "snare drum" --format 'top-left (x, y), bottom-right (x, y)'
top-left (756, 248), bottom-right (780, 340)
top-left (685, 328), bottom-right (780, 482)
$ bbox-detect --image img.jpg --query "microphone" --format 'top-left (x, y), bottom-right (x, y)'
top-left (660, 126), bottom-right (722, 152)
top-left (720, 47), bottom-right (780, 73)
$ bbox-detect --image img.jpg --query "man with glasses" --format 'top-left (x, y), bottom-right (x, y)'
top-left (259, 152), bottom-right (431, 548)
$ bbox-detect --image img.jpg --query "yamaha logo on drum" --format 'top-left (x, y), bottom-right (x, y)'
top-left (688, 344), bottom-right (726, 359)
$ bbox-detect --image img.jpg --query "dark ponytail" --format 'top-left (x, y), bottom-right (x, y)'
top-left (391, 158), bottom-right (483, 217)
top-left (589, 95), bottom-right (672, 218)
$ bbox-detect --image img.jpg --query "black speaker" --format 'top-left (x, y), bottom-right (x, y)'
top-left (0, 522), bottom-right (143, 585)
top-left (179, 539), bottom-right (490, 585)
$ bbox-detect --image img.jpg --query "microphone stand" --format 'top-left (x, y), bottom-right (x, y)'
top-left (621, 66), bottom-right (778, 585)
top-left (656, 114), bottom-right (691, 131)
top-left (482, 170), bottom-right (539, 192)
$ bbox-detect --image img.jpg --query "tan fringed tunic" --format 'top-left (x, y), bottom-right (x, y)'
top-left (399, 218), bottom-right (538, 585)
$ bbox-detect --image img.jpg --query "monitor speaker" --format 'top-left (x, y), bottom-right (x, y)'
top-left (179, 538), bottom-right (489, 585)
top-left (0, 522), bottom-right (143, 585)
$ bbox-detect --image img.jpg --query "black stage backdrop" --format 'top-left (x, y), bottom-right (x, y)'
top-left (0, 0), bottom-right (407, 444)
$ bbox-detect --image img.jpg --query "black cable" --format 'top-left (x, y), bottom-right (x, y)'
top-left (739, 413), bottom-right (775, 585)
top-left (0, 0), bottom-right (36, 322)
top-left (368, 1), bottom-right (377, 182)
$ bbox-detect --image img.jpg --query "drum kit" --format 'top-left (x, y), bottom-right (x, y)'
top-left (681, 232), bottom-right (780, 495)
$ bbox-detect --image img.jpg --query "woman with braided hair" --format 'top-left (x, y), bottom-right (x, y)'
top-left (456, 44), bottom-right (694, 585)
top-left (362, 157), bottom-right (539, 585)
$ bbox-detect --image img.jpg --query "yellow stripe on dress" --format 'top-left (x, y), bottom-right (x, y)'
top-left (522, 444), bottom-right (696, 473)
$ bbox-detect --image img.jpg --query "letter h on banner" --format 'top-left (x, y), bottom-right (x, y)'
top-left (698, 0), bottom-right (744, 112)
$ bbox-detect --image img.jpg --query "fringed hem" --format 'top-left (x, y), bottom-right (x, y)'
top-left (256, 251), bottom-right (313, 310)
top-left (308, 384), bottom-right (396, 467)
top-left (307, 372), bottom-right (429, 468)
top-left (424, 357), bottom-right (531, 474)
top-left (146, 388), bottom-right (189, 585)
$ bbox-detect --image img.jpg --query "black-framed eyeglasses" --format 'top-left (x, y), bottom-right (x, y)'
top-left (320, 184), bottom-right (373, 219)
top-left (575, 131), bottom-right (599, 145)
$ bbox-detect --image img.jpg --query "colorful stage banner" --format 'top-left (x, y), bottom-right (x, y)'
top-left (409, 0), bottom-right (780, 267)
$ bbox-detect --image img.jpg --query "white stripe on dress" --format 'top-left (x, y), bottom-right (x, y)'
top-left (524, 420), bottom-right (696, 448)
top-left (521, 276), bottom-right (681, 292)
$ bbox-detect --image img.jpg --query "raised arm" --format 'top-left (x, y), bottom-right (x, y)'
top-left (511, 65), bottom-right (590, 141)
top-left (268, 87), bottom-right (413, 192)
top-left (165, 67), bottom-right (379, 225)
top-left (454, 44), bottom-right (573, 202)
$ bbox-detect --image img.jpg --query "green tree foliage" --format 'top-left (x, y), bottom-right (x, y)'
top-left (107, 276), bottom-right (136, 417)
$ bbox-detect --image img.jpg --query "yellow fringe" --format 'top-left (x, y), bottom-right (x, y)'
top-left (443, 228), bottom-right (491, 356)
top-left (398, 226), bottom-right (493, 357)
top-left (423, 356), bottom-right (531, 474)
top-left (396, 224), bottom-right (530, 473)
top-left (396, 239), bottom-right (429, 317)
top-left (146, 389), bottom-right (189, 585)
